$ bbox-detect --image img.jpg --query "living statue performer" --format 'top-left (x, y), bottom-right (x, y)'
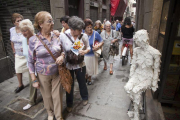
top-left (124, 29), bottom-right (161, 120)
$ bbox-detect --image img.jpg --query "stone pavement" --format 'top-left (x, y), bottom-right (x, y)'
top-left (0, 41), bottom-right (165, 120)
top-left (0, 55), bottom-right (131, 120)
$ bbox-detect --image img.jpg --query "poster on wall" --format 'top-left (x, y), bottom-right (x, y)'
top-left (172, 40), bottom-right (180, 55)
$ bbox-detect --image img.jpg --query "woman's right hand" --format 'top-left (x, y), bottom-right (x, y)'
top-left (33, 82), bottom-right (40, 89)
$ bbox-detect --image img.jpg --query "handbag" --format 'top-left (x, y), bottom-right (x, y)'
top-left (65, 33), bottom-right (84, 65)
top-left (93, 31), bottom-right (102, 57)
top-left (109, 30), bottom-right (119, 56)
top-left (36, 35), bottom-right (72, 94)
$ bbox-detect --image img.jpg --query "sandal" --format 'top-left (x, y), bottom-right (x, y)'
top-left (109, 70), bottom-right (113, 75)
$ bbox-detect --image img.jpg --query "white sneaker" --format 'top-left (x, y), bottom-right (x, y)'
top-left (48, 116), bottom-right (53, 120)
top-left (23, 104), bottom-right (32, 110)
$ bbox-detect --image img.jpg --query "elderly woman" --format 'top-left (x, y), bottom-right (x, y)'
top-left (84, 19), bottom-right (103, 85)
top-left (94, 20), bottom-right (103, 34)
top-left (59, 16), bottom-right (90, 112)
top-left (10, 13), bottom-right (28, 93)
top-left (19, 19), bottom-right (37, 110)
top-left (101, 21), bottom-right (119, 75)
top-left (28, 11), bottom-right (64, 120)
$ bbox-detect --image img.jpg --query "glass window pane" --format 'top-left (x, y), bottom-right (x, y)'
top-left (160, 1), bottom-right (170, 35)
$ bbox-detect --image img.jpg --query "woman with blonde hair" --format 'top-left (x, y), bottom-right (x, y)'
top-left (19, 19), bottom-right (37, 110)
top-left (10, 13), bottom-right (28, 93)
top-left (28, 11), bottom-right (64, 120)
top-left (94, 20), bottom-right (103, 34)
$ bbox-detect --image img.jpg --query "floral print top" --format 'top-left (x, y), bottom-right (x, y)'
top-left (28, 32), bottom-right (62, 75)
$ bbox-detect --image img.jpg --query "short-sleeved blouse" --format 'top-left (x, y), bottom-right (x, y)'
top-left (10, 27), bottom-right (25, 56)
top-left (85, 31), bottom-right (103, 56)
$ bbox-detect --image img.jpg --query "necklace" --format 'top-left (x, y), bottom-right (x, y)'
top-left (105, 30), bottom-right (111, 39)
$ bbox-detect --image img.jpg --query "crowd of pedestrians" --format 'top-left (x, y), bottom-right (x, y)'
top-left (10, 11), bottom-right (134, 120)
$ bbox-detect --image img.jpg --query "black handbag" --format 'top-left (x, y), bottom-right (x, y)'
top-left (65, 33), bottom-right (84, 65)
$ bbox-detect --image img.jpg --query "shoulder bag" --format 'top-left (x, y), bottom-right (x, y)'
top-left (36, 35), bottom-right (72, 94)
top-left (93, 31), bottom-right (102, 57)
top-left (109, 30), bottom-right (119, 56)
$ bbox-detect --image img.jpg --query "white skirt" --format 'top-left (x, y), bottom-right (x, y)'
top-left (84, 56), bottom-right (98, 76)
top-left (15, 54), bottom-right (28, 73)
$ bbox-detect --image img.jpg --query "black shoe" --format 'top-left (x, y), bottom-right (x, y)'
top-left (87, 81), bottom-right (92, 85)
top-left (14, 85), bottom-right (24, 93)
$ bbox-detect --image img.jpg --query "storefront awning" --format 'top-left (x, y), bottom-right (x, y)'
top-left (111, 0), bottom-right (127, 17)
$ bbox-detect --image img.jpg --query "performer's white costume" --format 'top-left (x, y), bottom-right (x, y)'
top-left (124, 29), bottom-right (161, 120)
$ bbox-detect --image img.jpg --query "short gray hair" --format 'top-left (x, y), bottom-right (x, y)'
top-left (105, 21), bottom-right (111, 26)
top-left (68, 16), bottom-right (85, 30)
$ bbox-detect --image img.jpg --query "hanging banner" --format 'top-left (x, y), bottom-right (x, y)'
top-left (111, 0), bottom-right (120, 16)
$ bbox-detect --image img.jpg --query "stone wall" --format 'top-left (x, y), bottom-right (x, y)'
top-left (50, 0), bottom-right (65, 31)
top-left (136, 0), bottom-right (163, 48)
top-left (0, 26), bottom-right (13, 82)
top-left (50, 0), bottom-right (110, 30)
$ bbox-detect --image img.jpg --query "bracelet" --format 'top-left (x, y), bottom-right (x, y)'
top-left (32, 79), bottom-right (38, 83)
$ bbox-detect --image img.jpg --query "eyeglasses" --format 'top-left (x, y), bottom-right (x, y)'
top-left (47, 19), bottom-right (54, 24)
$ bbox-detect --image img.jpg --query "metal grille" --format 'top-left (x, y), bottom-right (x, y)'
top-left (90, 6), bottom-right (98, 24)
top-left (0, 0), bottom-right (50, 73)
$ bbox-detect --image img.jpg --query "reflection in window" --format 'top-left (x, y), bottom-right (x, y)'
top-left (160, 1), bottom-right (170, 35)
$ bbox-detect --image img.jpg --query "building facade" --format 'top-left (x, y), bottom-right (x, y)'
top-left (123, 0), bottom-right (136, 22)
top-left (136, 0), bottom-right (180, 105)
top-left (51, 0), bottom-right (110, 30)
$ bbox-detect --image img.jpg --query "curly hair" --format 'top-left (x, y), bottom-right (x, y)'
top-left (95, 20), bottom-right (102, 26)
top-left (19, 19), bottom-right (35, 35)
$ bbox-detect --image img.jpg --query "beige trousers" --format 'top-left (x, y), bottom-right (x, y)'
top-left (37, 73), bottom-right (63, 120)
